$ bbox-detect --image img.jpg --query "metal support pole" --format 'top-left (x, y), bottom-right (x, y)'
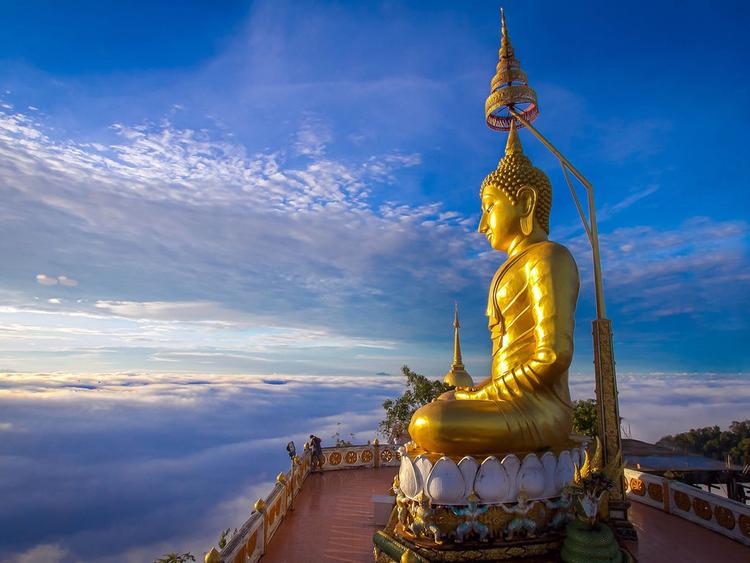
top-left (509, 108), bottom-right (606, 319)
top-left (508, 107), bottom-right (635, 540)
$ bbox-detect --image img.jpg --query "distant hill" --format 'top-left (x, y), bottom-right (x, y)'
top-left (657, 420), bottom-right (750, 464)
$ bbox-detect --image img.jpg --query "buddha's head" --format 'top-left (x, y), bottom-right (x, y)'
top-left (478, 122), bottom-right (552, 252)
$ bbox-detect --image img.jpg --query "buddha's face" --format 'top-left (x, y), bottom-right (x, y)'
top-left (478, 186), bottom-right (521, 252)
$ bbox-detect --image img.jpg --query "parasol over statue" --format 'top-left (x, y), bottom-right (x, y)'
top-left (485, 8), bottom-right (538, 132)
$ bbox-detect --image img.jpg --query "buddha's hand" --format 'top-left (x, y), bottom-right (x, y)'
top-left (454, 385), bottom-right (494, 401)
top-left (437, 390), bottom-right (456, 401)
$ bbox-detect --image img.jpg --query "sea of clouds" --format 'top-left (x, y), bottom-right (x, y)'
top-left (1, 371), bottom-right (748, 562)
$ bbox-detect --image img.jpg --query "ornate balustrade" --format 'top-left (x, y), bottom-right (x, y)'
top-left (318, 442), bottom-right (401, 471)
top-left (624, 467), bottom-right (750, 546)
top-left (204, 440), bottom-right (399, 562)
top-left (204, 451), bottom-right (750, 561)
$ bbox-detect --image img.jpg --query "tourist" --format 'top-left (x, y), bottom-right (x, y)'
top-left (309, 434), bottom-right (323, 472)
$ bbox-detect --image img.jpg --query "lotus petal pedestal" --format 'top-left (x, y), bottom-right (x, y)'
top-left (373, 444), bottom-right (589, 561)
top-left (397, 445), bottom-right (588, 505)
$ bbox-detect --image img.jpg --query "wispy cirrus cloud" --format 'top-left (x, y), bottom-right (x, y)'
top-left (0, 298), bottom-right (399, 376)
top-left (572, 216), bottom-right (749, 320)
top-left (0, 103), bottom-right (478, 372)
top-left (1, 101), bottom-right (748, 374)
top-left (597, 184), bottom-right (659, 222)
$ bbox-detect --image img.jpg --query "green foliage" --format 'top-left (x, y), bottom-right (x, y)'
top-left (657, 419), bottom-right (750, 464)
top-left (379, 365), bottom-right (453, 443)
top-left (572, 399), bottom-right (598, 437)
top-left (154, 553), bottom-right (195, 563)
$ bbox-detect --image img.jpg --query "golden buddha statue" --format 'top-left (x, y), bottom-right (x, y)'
top-left (409, 123), bottom-right (579, 456)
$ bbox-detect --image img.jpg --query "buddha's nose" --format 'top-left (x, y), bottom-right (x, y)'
top-left (478, 214), bottom-right (487, 233)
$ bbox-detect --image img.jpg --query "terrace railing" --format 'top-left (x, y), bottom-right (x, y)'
top-left (204, 440), bottom-right (401, 563)
top-left (203, 451), bottom-right (750, 560)
top-left (624, 467), bottom-right (750, 546)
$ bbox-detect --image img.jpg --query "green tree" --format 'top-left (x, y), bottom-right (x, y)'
top-left (657, 419), bottom-right (750, 464)
top-left (154, 553), bottom-right (195, 563)
top-left (572, 399), bottom-right (598, 437)
top-left (379, 365), bottom-right (453, 443)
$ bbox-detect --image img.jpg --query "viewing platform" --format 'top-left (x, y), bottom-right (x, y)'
top-left (263, 467), bottom-right (395, 562)
top-left (207, 443), bottom-right (750, 562)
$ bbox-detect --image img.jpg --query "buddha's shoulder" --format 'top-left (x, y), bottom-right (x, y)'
top-left (527, 241), bottom-right (577, 269)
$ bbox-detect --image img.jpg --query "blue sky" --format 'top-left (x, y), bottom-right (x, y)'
top-left (1, 0), bottom-right (749, 378)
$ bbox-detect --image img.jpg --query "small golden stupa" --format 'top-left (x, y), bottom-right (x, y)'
top-left (442, 303), bottom-right (473, 388)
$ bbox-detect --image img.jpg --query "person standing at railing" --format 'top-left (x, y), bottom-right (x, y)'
top-left (309, 434), bottom-right (323, 473)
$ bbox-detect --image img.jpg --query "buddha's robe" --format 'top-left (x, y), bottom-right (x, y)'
top-left (409, 241), bottom-right (579, 456)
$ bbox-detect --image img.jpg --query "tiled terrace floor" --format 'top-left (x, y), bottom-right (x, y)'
top-left (262, 467), bottom-right (394, 563)
top-left (625, 500), bottom-right (749, 562)
top-left (262, 467), bottom-right (749, 562)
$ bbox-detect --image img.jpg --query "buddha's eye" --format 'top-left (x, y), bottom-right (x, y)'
top-left (485, 203), bottom-right (494, 213)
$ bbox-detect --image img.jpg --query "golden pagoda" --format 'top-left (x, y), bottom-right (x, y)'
top-left (442, 303), bottom-right (473, 387)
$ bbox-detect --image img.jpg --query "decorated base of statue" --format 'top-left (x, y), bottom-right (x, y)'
top-left (374, 524), bottom-right (564, 562)
top-left (372, 442), bottom-right (586, 561)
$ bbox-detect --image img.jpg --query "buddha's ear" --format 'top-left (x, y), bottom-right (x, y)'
top-left (517, 186), bottom-right (537, 236)
top-left (517, 186), bottom-right (537, 215)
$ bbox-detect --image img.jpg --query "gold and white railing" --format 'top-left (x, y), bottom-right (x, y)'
top-left (624, 467), bottom-right (750, 546)
top-left (204, 440), bottom-right (401, 563)
top-left (316, 441), bottom-right (401, 471)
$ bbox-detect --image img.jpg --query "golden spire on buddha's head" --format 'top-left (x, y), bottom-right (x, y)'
top-left (481, 121), bottom-right (553, 233)
top-left (504, 119), bottom-right (524, 156)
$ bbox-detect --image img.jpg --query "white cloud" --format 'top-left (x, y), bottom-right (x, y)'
top-left (47, 298), bottom-right (62, 305)
top-left (93, 300), bottom-right (244, 323)
top-left (294, 115), bottom-right (332, 157)
top-left (57, 276), bottom-right (78, 287)
top-left (0, 105), bottom-right (747, 375)
top-left (597, 184), bottom-right (659, 222)
top-left (0, 299), bottom-right (399, 375)
top-left (0, 369), bottom-right (747, 561)
top-left (11, 543), bottom-right (70, 563)
top-left (34, 274), bottom-right (78, 287)
top-left (571, 372), bottom-right (750, 442)
top-left (564, 216), bottom-right (749, 322)
top-left (0, 106), bottom-right (476, 353)
top-left (35, 274), bottom-right (57, 286)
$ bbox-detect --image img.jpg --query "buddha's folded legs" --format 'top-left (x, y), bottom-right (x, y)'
top-left (408, 396), bottom-right (571, 456)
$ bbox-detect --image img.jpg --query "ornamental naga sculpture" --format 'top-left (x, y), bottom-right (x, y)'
top-left (408, 122), bottom-right (579, 457)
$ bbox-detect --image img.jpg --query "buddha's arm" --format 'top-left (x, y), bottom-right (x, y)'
top-left (456, 245), bottom-right (579, 401)
top-left (500, 245), bottom-right (579, 392)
